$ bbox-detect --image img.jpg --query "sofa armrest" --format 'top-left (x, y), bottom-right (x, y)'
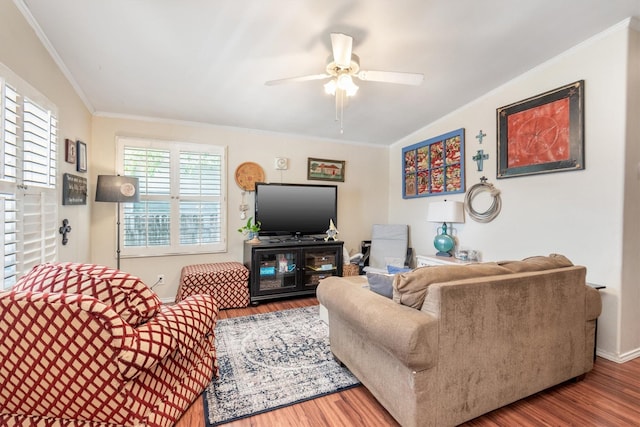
top-left (317, 276), bottom-right (438, 371)
top-left (153, 294), bottom-right (218, 355)
top-left (117, 319), bottom-right (178, 379)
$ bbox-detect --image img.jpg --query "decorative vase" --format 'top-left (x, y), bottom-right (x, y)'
top-left (434, 223), bottom-right (454, 257)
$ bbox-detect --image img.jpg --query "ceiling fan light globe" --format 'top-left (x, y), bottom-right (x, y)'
top-left (345, 84), bottom-right (359, 97)
top-left (324, 79), bottom-right (337, 95)
top-left (336, 74), bottom-right (353, 90)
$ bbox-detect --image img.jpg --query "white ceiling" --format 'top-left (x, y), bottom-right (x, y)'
top-left (18, 0), bottom-right (640, 146)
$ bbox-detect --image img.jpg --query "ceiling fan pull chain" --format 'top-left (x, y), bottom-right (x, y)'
top-left (340, 89), bottom-right (345, 134)
top-left (334, 88), bottom-right (339, 122)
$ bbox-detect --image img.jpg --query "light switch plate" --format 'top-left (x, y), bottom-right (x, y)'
top-left (275, 157), bottom-right (288, 170)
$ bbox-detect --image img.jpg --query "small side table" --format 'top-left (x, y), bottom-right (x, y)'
top-left (587, 282), bottom-right (606, 361)
top-left (416, 254), bottom-right (474, 267)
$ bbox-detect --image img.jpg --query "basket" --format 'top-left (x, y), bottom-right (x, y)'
top-left (342, 263), bottom-right (360, 277)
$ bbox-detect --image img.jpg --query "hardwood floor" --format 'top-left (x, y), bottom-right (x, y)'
top-left (175, 297), bottom-right (640, 427)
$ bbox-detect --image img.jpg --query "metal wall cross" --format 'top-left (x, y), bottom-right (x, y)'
top-left (59, 218), bottom-right (72, 245)
top-left (472, 149), bottom-right (489, 171)
top-left (475, 129), bottom-right (487, 144)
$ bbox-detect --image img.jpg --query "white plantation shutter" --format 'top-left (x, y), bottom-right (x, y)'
top-left (22, 99), bottom-right (56, 187)
top-left (2, 84), bottom-right (18, 183)
top-left (123, 146), bottom-right (172, 248)
top-left (179, 151), bottom-right (222, 245)
top-left (21, 191), bottom-right (57, 268)
top-left (118, 137), bottom-right (226, 257)
top-left (1, 71), bottom-right (58, 290)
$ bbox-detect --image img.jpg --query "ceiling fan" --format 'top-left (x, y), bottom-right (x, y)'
top-left (266, 32), bottom-right (424, 90)
top-left (266, 33), bottom-right (424, 133)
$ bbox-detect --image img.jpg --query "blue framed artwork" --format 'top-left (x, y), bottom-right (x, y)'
top-left (402, 128), bottom-right (465, 198)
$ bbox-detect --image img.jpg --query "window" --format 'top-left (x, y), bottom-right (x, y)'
top-left (1, 67), bottom-right (58, 290)
top-left (117, 137), bottom-right (226, 257)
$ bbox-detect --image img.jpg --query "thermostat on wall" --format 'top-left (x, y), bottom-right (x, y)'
top-left (275, 157), bottom-right (289, 170)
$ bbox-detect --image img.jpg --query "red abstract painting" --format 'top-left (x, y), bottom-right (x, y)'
top-left (506, 98), bottom-right (570, 168)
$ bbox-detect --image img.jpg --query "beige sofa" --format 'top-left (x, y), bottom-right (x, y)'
top-left (316, 255), bottom-right (602, 427)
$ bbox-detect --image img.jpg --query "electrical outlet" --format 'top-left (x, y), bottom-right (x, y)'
top-left (156, 274), bottom-right (165, 286)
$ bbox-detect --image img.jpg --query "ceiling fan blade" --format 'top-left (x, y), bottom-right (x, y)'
top-left (265, 73), bottom-right (331, 86)
top-left (357, 70), bottom-right (424, 86)
top-left (330, 33), bottom-right (353, 68)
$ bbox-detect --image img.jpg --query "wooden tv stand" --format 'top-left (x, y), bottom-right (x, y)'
top-left (243, 239), bottom-right (344, 304)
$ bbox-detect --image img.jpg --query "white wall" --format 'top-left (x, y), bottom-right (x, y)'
top-left (90, 116), bottom-right (389, 300)
top-left (620, 21), bottom-right (640, 359)
top-left (0, 1), bottom-right (93, 265)
top-left (389, 20), bottom-right (636, 362)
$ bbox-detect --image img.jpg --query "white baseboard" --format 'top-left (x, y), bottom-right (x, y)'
top-left (159, 297), bottom-right (175, 304)
top-left (596, 347), bottom-right (640, 363)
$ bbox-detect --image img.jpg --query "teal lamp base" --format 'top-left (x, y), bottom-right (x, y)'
top-left (434, 222), bottom-right (455, 257)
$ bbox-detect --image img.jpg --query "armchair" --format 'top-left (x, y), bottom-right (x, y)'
top-left (359, 224), bottom-right (412, 274)
top-left (0, 262), bottom-right (218, 427)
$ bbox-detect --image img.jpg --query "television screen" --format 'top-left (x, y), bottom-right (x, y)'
top-left (255, 183), bottom-right (337, 237)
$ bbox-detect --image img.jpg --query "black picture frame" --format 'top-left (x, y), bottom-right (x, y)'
top-left (62, 173), bottom-right (87, 205)
top-left (76, 140), bottom-right (87, 173)
top-left (497, 80), bottom-right (584, 179)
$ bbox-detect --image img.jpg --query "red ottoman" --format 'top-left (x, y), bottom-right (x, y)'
top-left (176, 262), bottom-right (249, 309)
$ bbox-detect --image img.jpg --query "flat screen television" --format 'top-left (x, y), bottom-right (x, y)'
top-left (255, 182), bottom-right (337, 238)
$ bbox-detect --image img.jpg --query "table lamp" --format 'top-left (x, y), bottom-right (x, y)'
top-left (427, 200), bottom-right (465, 257)
top-left (95, 175), bottom-right (140, 269)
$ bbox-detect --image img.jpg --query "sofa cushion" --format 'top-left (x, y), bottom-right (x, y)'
top-left (15, 263), bottom-right (161, 325)
top-left (393, 262), bottom-right (512, 309)
top-left (387, 265), bottom-right (412, 274)
top-left (366, 271), bottom-right (395, 298)
top-left (497, 253), bottom-right (573, 273)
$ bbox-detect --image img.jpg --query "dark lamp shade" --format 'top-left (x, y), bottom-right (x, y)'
top-left (95, 175), bottom-right (140, 203)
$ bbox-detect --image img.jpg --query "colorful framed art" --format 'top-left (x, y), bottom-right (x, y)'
top-left (402, 128), bottom-right (465, 199)
top-left (497, 80), bottom-right (584, 179)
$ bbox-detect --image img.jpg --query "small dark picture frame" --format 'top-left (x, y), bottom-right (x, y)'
top-left (65, 139), bottom-right (76, 164)
top-left (76, 140), bottom-right (87, 173)
top-left (497, 80), bottom-right (584, 179)
top-left (62, 173), bottom-right (87, 205)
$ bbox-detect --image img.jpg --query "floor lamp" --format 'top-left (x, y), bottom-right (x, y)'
top-left (95, 175), bottom-right (140, 270)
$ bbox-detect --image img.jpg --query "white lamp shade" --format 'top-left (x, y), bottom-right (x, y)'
top-left (427, 200), bottom-right (465, 223)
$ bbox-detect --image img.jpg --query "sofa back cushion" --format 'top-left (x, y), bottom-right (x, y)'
top-left (393, 263), bottom-right (512, 309)
top-left (497, 253), bottom-right (573, 273)
top-left (393, 254), bottom-right (576, 309)
top-left (15, 263), bottom-right (161, 325)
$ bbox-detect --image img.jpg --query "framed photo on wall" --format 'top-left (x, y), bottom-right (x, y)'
top-left (65, 138), bottom-right (76, 164)
top-left (402, 128), bottom-right (465, 198)
top-left (307, 157), bottom-right (345, 182)
top-left (497, 80), bottom-right (584, 179)
top-left (76, 140), bottom-right (87, 173)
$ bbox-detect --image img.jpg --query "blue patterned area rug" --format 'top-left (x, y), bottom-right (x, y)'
top-left (203, 305), bottom-right (360, 426)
